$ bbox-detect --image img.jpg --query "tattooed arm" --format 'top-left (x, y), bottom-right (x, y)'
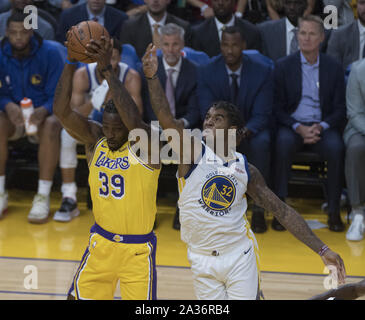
top-left (246, 163), bottom-right (346, 284)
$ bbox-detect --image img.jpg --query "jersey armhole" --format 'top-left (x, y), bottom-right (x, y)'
top-left (127, 142), bottom-right (158, 172)
top-left (182, 142), bottom-right (206, 180)
top-left (240, 154), bottom-right (250, 182)
top-left (87, 137), bottom-right (106, 167)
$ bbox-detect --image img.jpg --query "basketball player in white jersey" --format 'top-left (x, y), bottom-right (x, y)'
top-left (54, 38), bottom-right (142, 222)
top-left (142, 43), bottom-right (346, 300)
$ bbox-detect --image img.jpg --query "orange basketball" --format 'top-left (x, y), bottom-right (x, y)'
top-left (66, 20), bottom-right (110, 64)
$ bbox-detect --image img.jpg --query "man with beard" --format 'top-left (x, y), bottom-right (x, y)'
top-left (119, 0), bottom-right (192, 59)
top-left (326, 0), bottom-right (365, 70)
top-left (191, 0), bottom-right (262, 58)
top-left (258, 0), bottom-right (330, 61)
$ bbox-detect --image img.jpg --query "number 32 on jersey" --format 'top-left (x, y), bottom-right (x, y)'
top-left (99, 172), bottom-right (125, 199)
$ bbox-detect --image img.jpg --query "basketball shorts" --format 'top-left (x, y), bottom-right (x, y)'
top-left (187, 235), bottom-right (260, 300)
top-left (68, 223), bottom-right (157, 300)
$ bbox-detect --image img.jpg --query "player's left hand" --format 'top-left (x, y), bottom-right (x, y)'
top-left (142, 43), bottom-right (158, 79)
top-left (29, 106), bottom-right (48, 126)
top-left (321, 249), bottom-right (346, 285)
top-left (86, 37), bottom-right (113, 71)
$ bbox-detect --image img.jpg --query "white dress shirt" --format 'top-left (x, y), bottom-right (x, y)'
top-left (286, 18), bottom-right (297, 56)
top-left (162, 56), bottom-right (182, 88)
top-left (225, 64), bottom-right (243, 87)
top-left (358, 19), bottom-right (365, 59)
top-left (215, 15), bottom-right (235, 42)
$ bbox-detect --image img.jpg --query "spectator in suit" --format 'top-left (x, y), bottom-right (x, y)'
top-left (56, 0), bottom-right (128, 43)
top-left (119, 0), bottom-right (192, 59)
top-left (259, 0), bottom-right (331, 62)
top-left (0, 11), bottom-right (63, 222)
top-left (326, 0), bottom-right (365, 70)
top-left (143, 23), bottom-right (201, 230)
top-left (343, 58), bottom-right (365, 241)
top-left (191, 0), bottom-right (262, 58)
top-left (0, 0), bottom-right (55, 40)
top-left (198, 26), bottom-right (274, 233)
top-left (273, 15), bottom-right (346, 232)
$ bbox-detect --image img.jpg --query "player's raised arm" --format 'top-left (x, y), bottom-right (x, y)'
top-left (142, 44), bottom-right (199, 166)
top-left (86, 38), bottom-right (147, 132)
top-left (246, 162), bottom-right (347, 285)
top-left (53, 28), bottom-right (102, 153)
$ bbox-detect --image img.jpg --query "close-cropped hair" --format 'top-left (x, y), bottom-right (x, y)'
top-left (159, 23), bottom-right (185, 41)
top-left (6, 10), bottom-right (28, 28)
top-left (222, 26), bottom-right (246, 43)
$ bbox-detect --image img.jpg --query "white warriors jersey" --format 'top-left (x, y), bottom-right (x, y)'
top-left (177, 142), bottom-right (254, 253)
top-left (86, 62), bottom-right (130, 93)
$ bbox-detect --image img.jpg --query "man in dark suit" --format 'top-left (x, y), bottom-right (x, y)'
top-left (119, 0), bottom-right (192, 59)
top-left (273, 15), bottom-right (346, 232)
top-left (142, 23), bottom-right (200, 230)
top-left (56, 0), bottom-right (128, 43)
top-left (258, 0), bottom-right (331, 61)
top-left (191, 0), bottom-right (262, 58)
top-left (326, 0), bottom-right (365, 70)
top-left (198, 26), bottom-right (274, 233)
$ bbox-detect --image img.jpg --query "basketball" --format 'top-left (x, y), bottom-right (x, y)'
top-left (67, 20), bottom-right (110, 63)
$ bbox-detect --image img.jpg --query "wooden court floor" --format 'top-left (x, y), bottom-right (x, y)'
top-left (0, 189), bottom-right (364, 300)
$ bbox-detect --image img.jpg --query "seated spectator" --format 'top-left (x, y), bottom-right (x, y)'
top-left (326, 0), bottom-right (365, 70)
top-left (197, 26), bottom-right (273, 233)
top-left (0, 0), bottom-right (55, 40)
top-left (120, 0), bottom-right (192, 59)
top-left (143, 23), bottom-right (200, 128)
top-left (54, 38), bottom-right (142, 222)
top-left (323, 0), bottom-right (355, 26)
top-left (191, 0), bottom-right (262, 58)
top-left (343, 58), bottom-right (365, 241)
top-left (273, 15), bottom-right (346, 232)
top-left (0, 11), bottom-right (63, 223)
top-left (56, 0), bottom-right (128, 43)
top-left (259, 0), bottom-right (330, 62)
top-left (143, 23), bottom-right (201, 230)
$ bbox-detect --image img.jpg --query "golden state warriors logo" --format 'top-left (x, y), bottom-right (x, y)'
top-left (31, 74), bottom-right (42, 85)
top-left (201, 175), bottom-right (236, 211)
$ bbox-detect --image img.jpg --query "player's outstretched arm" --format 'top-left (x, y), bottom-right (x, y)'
top-left (246, 163), bottom-right (346, 284)
top-left (53, 29), bottom-right (102, 153)
top-left (141, 44), bottom-right (199, 168)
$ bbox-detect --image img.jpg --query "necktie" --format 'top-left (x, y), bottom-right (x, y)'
top-left (165, 69), bottom-right (176, 116)
top-left (92, 16), bottom-right (99, 22)
top-left (152, 23), bottom-right (161, 48)
top-left (230, 73), bottom-right (239, 104)
top-left (290, 28), bottom-right (298, 54)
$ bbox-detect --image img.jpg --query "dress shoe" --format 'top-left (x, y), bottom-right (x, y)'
top-left (251, 207), bottom-right (267, 233)
top-left (328, 214), bottom-right (345, 232)
top-left (272, 217), bottom-right (286, 231)
top-left (173, 208), bottom-right (180, 230)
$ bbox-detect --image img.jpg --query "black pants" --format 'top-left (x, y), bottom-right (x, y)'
top-left (274, 126), bottom-right (345, 216)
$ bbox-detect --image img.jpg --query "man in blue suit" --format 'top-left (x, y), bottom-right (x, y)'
top-left (198, 26), bottom-right (274, 233)
top-left (56, 0), bottom-right (128, 43)
top-left (273, 15), bottom-right (347, 232)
